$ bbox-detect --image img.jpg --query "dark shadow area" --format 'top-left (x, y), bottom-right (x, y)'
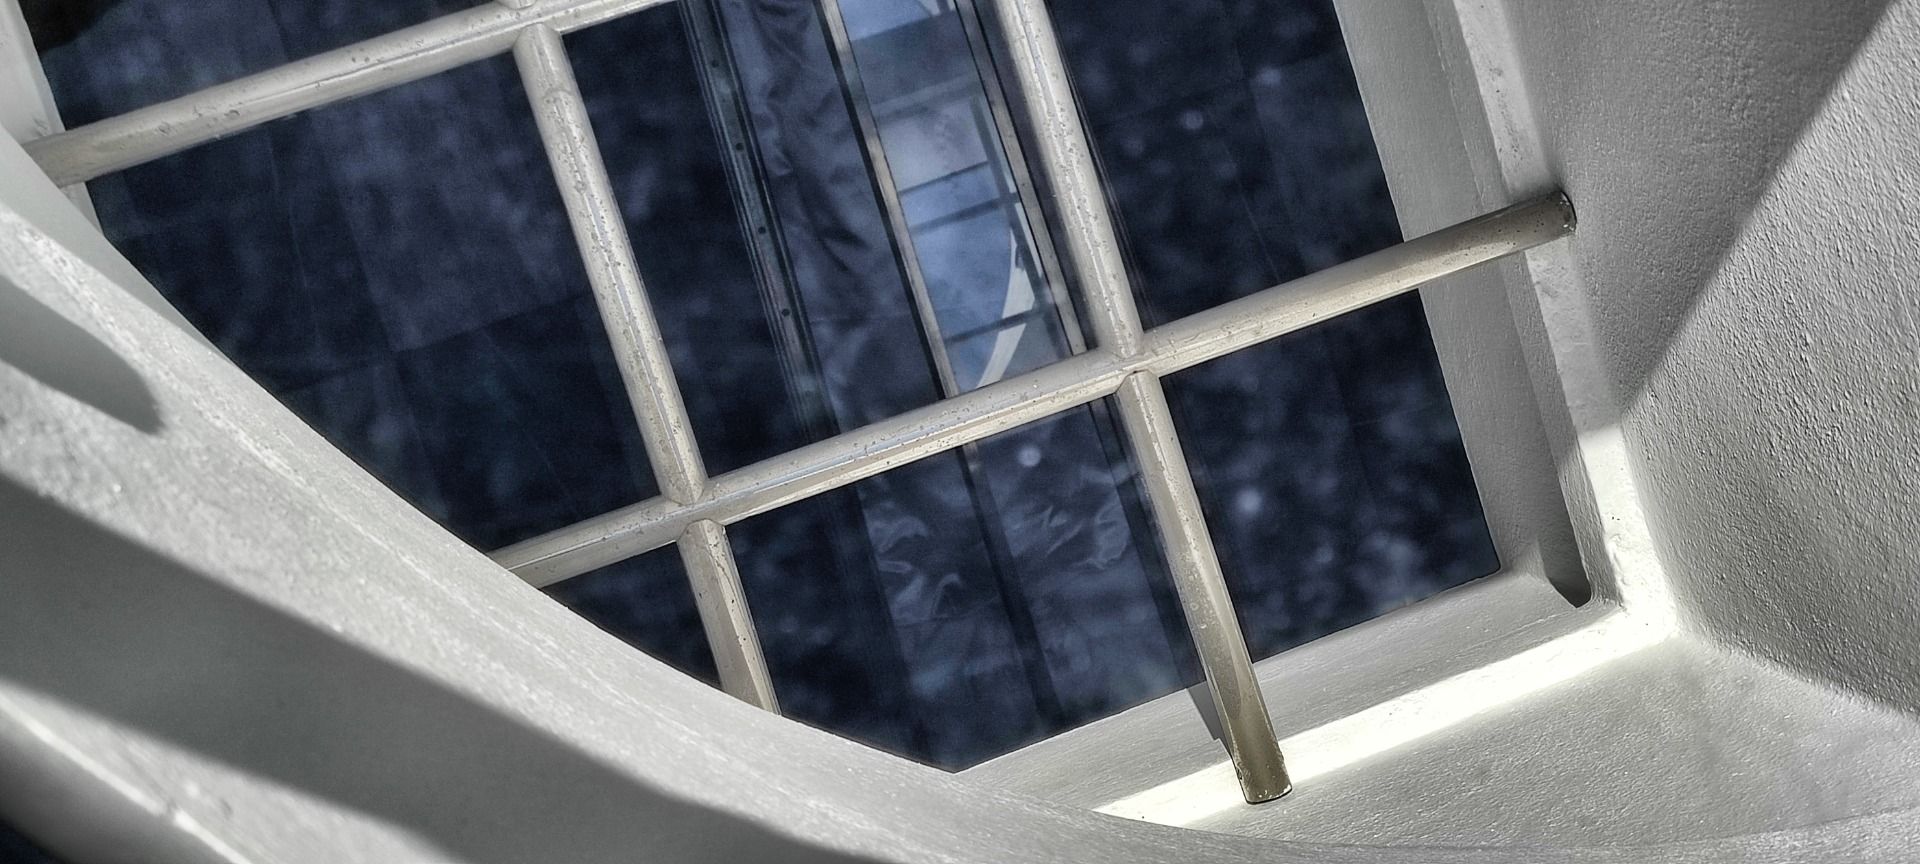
top-left (0, 817), bottom-right (65, 864)
top-left (0, 477), bottom-right (878, 864)
top-left (16, 0), bottom-right (118, 51)
top-left (0, 274), bottom-right (159, 433)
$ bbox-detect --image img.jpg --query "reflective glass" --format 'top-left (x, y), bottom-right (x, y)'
top-left (1048, 0), bottom-right (1501, 657)
top-left (828, 0), bottom-right (1076, 391)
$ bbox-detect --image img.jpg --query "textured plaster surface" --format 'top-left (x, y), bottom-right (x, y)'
top-left (1501, 0), bottom-right (1920, 711)
top-left (980, 583), bottom-right (1920, 846)
top-left (1207, 635), bottom-right (1920, 845)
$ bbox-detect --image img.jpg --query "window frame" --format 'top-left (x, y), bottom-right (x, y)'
top-left (13, 0), bottom-right (1576, 805)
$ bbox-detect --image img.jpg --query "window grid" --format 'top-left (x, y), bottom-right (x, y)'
top-left (514, 21), bottom-right (779, 711)
top-left (23, 0), bottom-right (1575, 804)
top-left (987, 0), bottom-right (1293, 800)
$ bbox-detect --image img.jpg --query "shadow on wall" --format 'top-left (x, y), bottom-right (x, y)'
top-left (1524, 0), bottom-right (1898, 401)
top-left (0, 273), bottom-right (160, 433)
top-left (1516, 0), bottom-right (1920, 713)
top-left (0, 477), bottom-right (879, 864)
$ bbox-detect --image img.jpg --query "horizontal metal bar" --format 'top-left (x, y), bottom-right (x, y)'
top-left (493, 192), bottom-right (1574, 586)
top-left (515, 24), bottom-right (775, 709)
top-left (1143, 191), bottom-right (1578, 376)
top-left (23, 0), bottom-right (674, 186)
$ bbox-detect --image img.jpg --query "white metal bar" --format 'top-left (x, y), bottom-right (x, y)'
top-left (982, 0), bottom-right (1288, 802)
top-left (679, 519), bottom-right (780, 710)
top-left (22, 0), bottom-right (674, 187)
top-left (493, 193), bottom-right (1574, 583)
top-left (514, 24), bottom-right (776, 711)
top-left (1109, 371), bottom-right (1288, 800)
top-left (500, 347), bottom-right (1129, 582)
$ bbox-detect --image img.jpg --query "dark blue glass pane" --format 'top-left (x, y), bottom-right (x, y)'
top-left (565, 8), bottom-right (821, 474)
top-left (837, 3), bottom-right (1075, 391)
top-left (28, 0), bottom-right (485, 126)
top-left (51, 54), bottom-right (658, 551)
top-left (544, 548), bottom-right (718, 685)
top-left (967, 408), bottom-right (1194, 719)
top-left (733, 407), bottom-right (1187, 769)
top-left (1054, 0), bottom-right (1501, 657)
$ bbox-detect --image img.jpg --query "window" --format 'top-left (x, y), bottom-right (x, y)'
top-left (22, 0), bottom-right (1570, 799)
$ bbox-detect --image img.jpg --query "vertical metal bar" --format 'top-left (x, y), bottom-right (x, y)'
top-left (513, 24), bottom-right (778, 711)
top-left (1111, 372), bottom-right (1286, 796)
top-left (680, 519), bottom-right (780, 709)
top-left (982, 0), bottom-right (1289, 801)
top-left (813, 0), bottom-right (1070, 728)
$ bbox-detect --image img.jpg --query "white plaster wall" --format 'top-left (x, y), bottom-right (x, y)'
top-left (1496, 0), bottom-right (1920, 708)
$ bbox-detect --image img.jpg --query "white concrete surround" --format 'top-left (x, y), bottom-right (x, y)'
top-left (4, 0), bottom-right (1920, 859)
top-left (1493, 0), bottom-right (1920, 715)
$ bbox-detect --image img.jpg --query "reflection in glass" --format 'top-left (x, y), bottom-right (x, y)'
top-left (824, 0), bottom-right (1078, 393)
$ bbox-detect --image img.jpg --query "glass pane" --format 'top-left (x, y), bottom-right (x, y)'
top-left (829, 0), bottom-right (1076, 392)
top-left (56, 57), bottom-right (659, 551)
top-left (29, 0), bottom-right (486, 125)
top-left (704, 0), bottom-right (947, 433)
top-left (565, 8), bottom-right (823, 474)
top-left (731, 407), bottom-right (1189, 768)
top-left (1050, 0), bottom-right (1501, 656)
top-left (545, 548), bottom-right (718, 685)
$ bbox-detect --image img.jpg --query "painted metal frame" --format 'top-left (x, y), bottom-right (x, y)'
top-left (513, 22), bottom-right (778, 711)
top-left (21, 0), bottom-right (1574, 803)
